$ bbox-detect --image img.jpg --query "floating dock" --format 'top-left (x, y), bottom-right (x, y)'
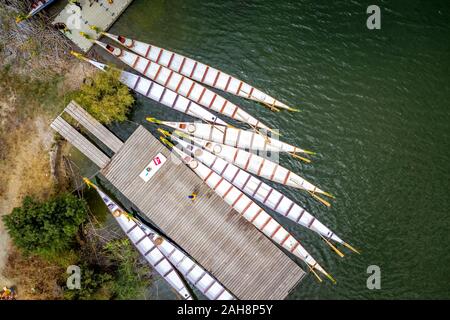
top-left (52, 0), bottom-right (133, 52)
top-left (51, 101), bottom-right (305, 300)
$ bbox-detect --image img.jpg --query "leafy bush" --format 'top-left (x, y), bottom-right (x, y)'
top-left (3, 193), bottom-right (88, 256)
top-left (105, 239), bottom-right (152, 300)
top-left (72, 68), bottom-right (134, 124)
top-left (63, 262), bottom-right (113, 300)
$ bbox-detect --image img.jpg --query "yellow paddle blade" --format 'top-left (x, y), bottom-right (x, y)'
top-left (79, 31), bottom-right (93, 40)
top-left (321, 191), bottom-right (335, 199)
top-left (82, 177), bottom-right (95, 189)
top-left (70, 51), bottom-right (87, 61)
top-left (300, 149), bottom-right (316, 155)
top-left (157, 128), bottom-right (171, 137)
top-left (308, 191), bottom-right (331, 207)
top-left (159, 137), bottom-right (174, 148)
top-left (262, 102), bottom-right (280, 112)
top-left (307, 266), bottom-right (323, 283)
top-left (89, 25), bottom-right (103, 33)
top-left (343, 242), bottom-right (361, 254)
top-left (324, 272), bottom-right (337, 284)
top-left (286, 106), bottom-right (300, 112)
top-left (146, 117), bottom-right (163, 124)
top-left (173, 130), bottom-right (190, 139)
top-left (321, 236), bottom-right (345, 258)
top-left (290, 152), bottom-right (311, 163)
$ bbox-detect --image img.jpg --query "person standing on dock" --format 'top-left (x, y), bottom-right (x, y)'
top-left (188, 193), bottom-right (197, 202)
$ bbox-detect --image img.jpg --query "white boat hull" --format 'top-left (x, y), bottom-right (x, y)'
top-left (84, 58), bottom-right (227, 125)
top-left (168, 145), bottom-right (331, 281)
top-left (95, 41), bottom-right (270, 130)
top-left (103, 32), bottom-right (294, 111)
top-left (172, 135), bottom-right (344, 245)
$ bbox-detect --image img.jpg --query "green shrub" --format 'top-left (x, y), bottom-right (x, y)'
top-left (71, 68), bottom-right (134, 124)
top-left (3, 193), bottom-right (88, 256)
top-left (63, 262), bottom-right (113, 300)
top-left (105, 239), bottom-right (152, 300)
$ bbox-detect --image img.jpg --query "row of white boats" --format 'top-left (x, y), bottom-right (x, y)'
top-left (73, 29), bottom-right (358, 299)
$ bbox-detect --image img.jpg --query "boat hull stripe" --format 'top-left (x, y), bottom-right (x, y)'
top-left (145, 81), bottom-right (154, 97)
top-left (126, 224), bottom-right (138, 234)
top-left (164, 70), bottom-right (174, 87)
top-left (189, 62), bottom-right (198, 79)
top-left (158, 88), bottom-right (167, 102)
top-left (143, 60), bottom-right (151, 75)
top-left (155, 49), bottom-right (163, 64)
top-left (251, 181), bottom-right (263, 198)
top-left (213, 177), bottom-right (224, 191)
top-left (262, 188), bottom-right (273, 204)
top-left (236, 81), bottom-right (243, 95)
top-left (203, 170), bottom-right (214, 183)
top-left (132, 55), bottom-right (140, 69)
top-left (197, 87), bottom-right (206, 103)
top-left (223, 185), bottom-right (234, 198)
top-left (144, 45), bottom-right (151, 58)
top-left (270, 225), bottom-right (282, 238)
top-left (250, 209), bottom-right (263, 223)
top-left (261, 217), bottom-right (272, 231)
top-left (296, 209), bottom-right (305, 223)
top-left (224, 76), bottom-right (232, 91)
top-left (213, 71), bottom-right (221, 87)
top-left (167, 53), bottom-right (175, 69)
top-left (133, 76), bottom-right (141, 90)
top-left (178, 57), bottom-right (186, 73)
top-left (135, 234), bottom-right (147, 245)
top-left (187, 82), bottom-right (195, 98)
top-left (208, 94), bottom-right (217, 109)
top-left (248, 87), bottom-right (254, 98)
top-left (285, 201), bottom-right (295, 217)
top-left (154, 65), bottom-right (163, 81)
top-left (144, 245), bottom-right (157, 256)
top-left (201, 66), bottom-right (209, 83)
top-left (273, 195), bottom-right (284, 211)
top-left (175, 77), bottom-right (184, 93)
top-left (231, 193), bottom-right (243, 208)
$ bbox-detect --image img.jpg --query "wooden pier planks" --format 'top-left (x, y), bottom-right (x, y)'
top-left (65, 101), bottom-right (123, 153)
top-left (52, 0), bottom-right (134, 52)
top-left (50, 116), bottom-right (110, 168)
top-left (102, 126), bottom-right (305, 299)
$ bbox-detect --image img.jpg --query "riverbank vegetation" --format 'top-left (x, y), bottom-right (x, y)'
top-left (70, 68), bottom-right (135, 124)
top-left (0, 1), bottom-right (142, 300)
top-left (2, 194), bottom-right (153, 300)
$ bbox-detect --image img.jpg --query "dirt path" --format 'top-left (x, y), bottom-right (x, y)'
top-left (0, 116), bottom-right (55, 289)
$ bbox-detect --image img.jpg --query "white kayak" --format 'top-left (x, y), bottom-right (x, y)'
top-left (101, 32), bottom-right (297, 112)
top-left (86, 179), bottom-right (236, 300)
top-left (172, 132), bottom-right (333, 206)
top-left (84, 179), bottom-right (193, 300)
top-left (71, 52), bottom-right (227, 126)
top-left (147, 119), bottom-right (313, 159)
top-left (136, 217), bottom-right (235, 300)
top-left (160, 139), bottom-right (334, 283)
top-left (94, 41), bottom-right (271, 130)
top-left (168, 133), bottom-right (351, 257)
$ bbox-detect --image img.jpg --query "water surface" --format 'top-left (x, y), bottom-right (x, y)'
top-left (77, 0), bottom-right (450, 299)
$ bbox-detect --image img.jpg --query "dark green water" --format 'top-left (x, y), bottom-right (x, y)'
top-left (76, 0), bottom-right (450, 299)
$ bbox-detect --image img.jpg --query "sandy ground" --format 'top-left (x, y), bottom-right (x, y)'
top-left (0, 59), bottom-right (94, 295)
top-left (0, 117), bottom-right (55, 287)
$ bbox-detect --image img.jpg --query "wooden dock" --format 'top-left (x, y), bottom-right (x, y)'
top-left (52, 0), bottom-right (134, 52)
top-left (51, 101), bottom-right (305, 300)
